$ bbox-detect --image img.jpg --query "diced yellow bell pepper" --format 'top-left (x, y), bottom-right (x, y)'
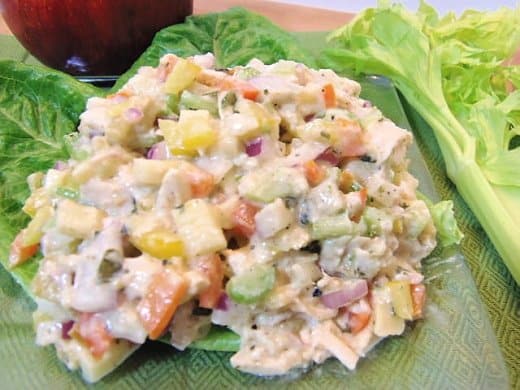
top-left (131, 229), bottom-right (185, 259)
top-left (23, 205), bottom-right (54, 246)
top-left (179, 110), bottom-right (217, 150)
top-left (388, 280), bottom-right (414, 321)
top-left (160, 121), bottom-right (196, 157)
top-left (159, 110), bottom-right (217, 155)
top-left (163, 58), bottom-right (202, 95)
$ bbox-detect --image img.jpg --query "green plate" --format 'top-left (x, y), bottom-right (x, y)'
top-left (0, 63), bottom-right (508, 387)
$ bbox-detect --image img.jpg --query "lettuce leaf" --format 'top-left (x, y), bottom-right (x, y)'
top-left (0, 60), bottom-right (101, 289)
top-left (322, 1), bottom-right (520, 284)
top-left (417, 192), bottom-right (463, 248)
top-left (0, 8), bottom-right (316, 353)
top-left (113, 7), bottom-right (316, 90)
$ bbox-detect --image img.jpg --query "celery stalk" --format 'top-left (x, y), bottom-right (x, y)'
top-left (323, 2), bottom-right (520, 283)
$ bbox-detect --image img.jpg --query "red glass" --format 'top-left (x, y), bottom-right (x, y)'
top-left (0, 0), bottom-right (193, 75)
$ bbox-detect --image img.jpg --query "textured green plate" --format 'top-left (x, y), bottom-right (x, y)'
top-left (0, 70), bottom-right (508, 388)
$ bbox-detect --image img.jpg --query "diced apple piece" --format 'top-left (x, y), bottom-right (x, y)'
top-left (131, 158), bottom-right (182, 186)
top-left (163, 58), bottom-right (202, 94)
top-left (254, 198), bottom-right (293, 238)
top-left (372, 287), bottom-right (405, 337)
top-left (173, 199), bottom-right (227, 257)
top-left (56, 199), bottom-right (105, 239)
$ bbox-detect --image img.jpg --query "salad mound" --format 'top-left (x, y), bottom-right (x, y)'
top-left (9, 53), bottom-right (436, 382)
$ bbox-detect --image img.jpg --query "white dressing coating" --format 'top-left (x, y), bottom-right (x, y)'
top-left (21, 53), bottom-right (436, 381)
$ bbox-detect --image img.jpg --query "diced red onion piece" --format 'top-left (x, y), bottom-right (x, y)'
top-left (304, 113), bottom-right (315, 122)
top-left (320, 279), bottom-right (368, 309)
top-left (216, 293), bottom-right (230, 311)
top-left (124, 107), bottom-right (144, 122)
top-left (316, 147), bottom-right (340, 166)
top-left (61, 320), bottom-right (75, 339)
top-left (146, 142), bottom-right (168, 160)
top-left (245, 137), bottom-right (263, 157)
top-left (362, 100), bottom-right (373, 108)
top-left (53, 161), bottom-right (68, 170)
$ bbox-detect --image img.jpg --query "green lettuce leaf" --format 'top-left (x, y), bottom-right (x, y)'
top-left (0, 60), bottom-right (101, 289)
top-left (418, 192), bottom-right (463, 248)
top-left (185, 326), bottom-right (240, 352)
top-left (0, 8), bottom-right (316, 353)
top-left (322, 1), bottom-right (520, 283)
top-left (113, 7), bottom-right (316, 90)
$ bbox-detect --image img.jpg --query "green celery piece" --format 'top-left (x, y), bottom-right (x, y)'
top-left (113, 7), bottom-right (316, 91)
top-left (179, 90), bottom-right (218, 117)
top-left (322, 1), bottom-right (520, 283)
top-left (311, 213), bottom-right (354, 240)
top-left (226, 264), bottom-right (275, 304)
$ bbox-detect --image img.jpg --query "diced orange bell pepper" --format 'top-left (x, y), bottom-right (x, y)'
top-left (303, 160), bottom-right (326, 187)
top-left (222, 78), bottom-right (260, 101)
top-left (411, 283), bottom-right (426, 319)
top-left (322, 83), bottom-right (337, 108)
top-left (77, 313), bottom-right (114, 359)
top-left (186, 166), bottom-right (215, 198)
top-left (197, 254), bottom-right (224, 309)
top-left (348, 311), bottom-right (371, 334)
top-left (350, 187), bottom-right (368, 223)
top-left (231, 201), bottom-right (259, 238)
top-left (9, 230), bottom-right (39, 268)
top-left (136, 270), bottom-right (188, 340)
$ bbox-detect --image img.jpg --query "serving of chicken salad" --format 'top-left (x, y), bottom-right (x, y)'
top-left (9, 53), bottom-right (436, 382)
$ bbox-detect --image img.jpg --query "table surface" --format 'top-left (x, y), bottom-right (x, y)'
top-left (1, 0), bottom-right (519, 387)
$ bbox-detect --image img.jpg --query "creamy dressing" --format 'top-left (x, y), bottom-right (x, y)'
top-left (18, 53), bottom-right (436, 382)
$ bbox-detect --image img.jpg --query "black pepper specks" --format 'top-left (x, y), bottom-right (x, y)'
top-left (360, 154), bottom-right (377, 163)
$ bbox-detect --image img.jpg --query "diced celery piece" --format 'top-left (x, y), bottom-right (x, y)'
top-left (173, 199), bottom-right (227, 257)
top-left (226, 264), bottom-right (275, 304)
top-left (388, 280), bottom-right (414, 320)
top-left (163, 58), bottom-right (202, 94)
top-left (179, 90), bottom-right (218, 117)
top-left (56, 187), bottom-right (79, 200)
top-left (311, 213), bottom-right (354, 240)
top-left (55, 199), bottom-right (105, 239)
top-left (165, 93), bottom-right (180, 115)
top-left (238, 166), bottom-right (308, 203)
top-left (362, 206), bottom-right (392, 237)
